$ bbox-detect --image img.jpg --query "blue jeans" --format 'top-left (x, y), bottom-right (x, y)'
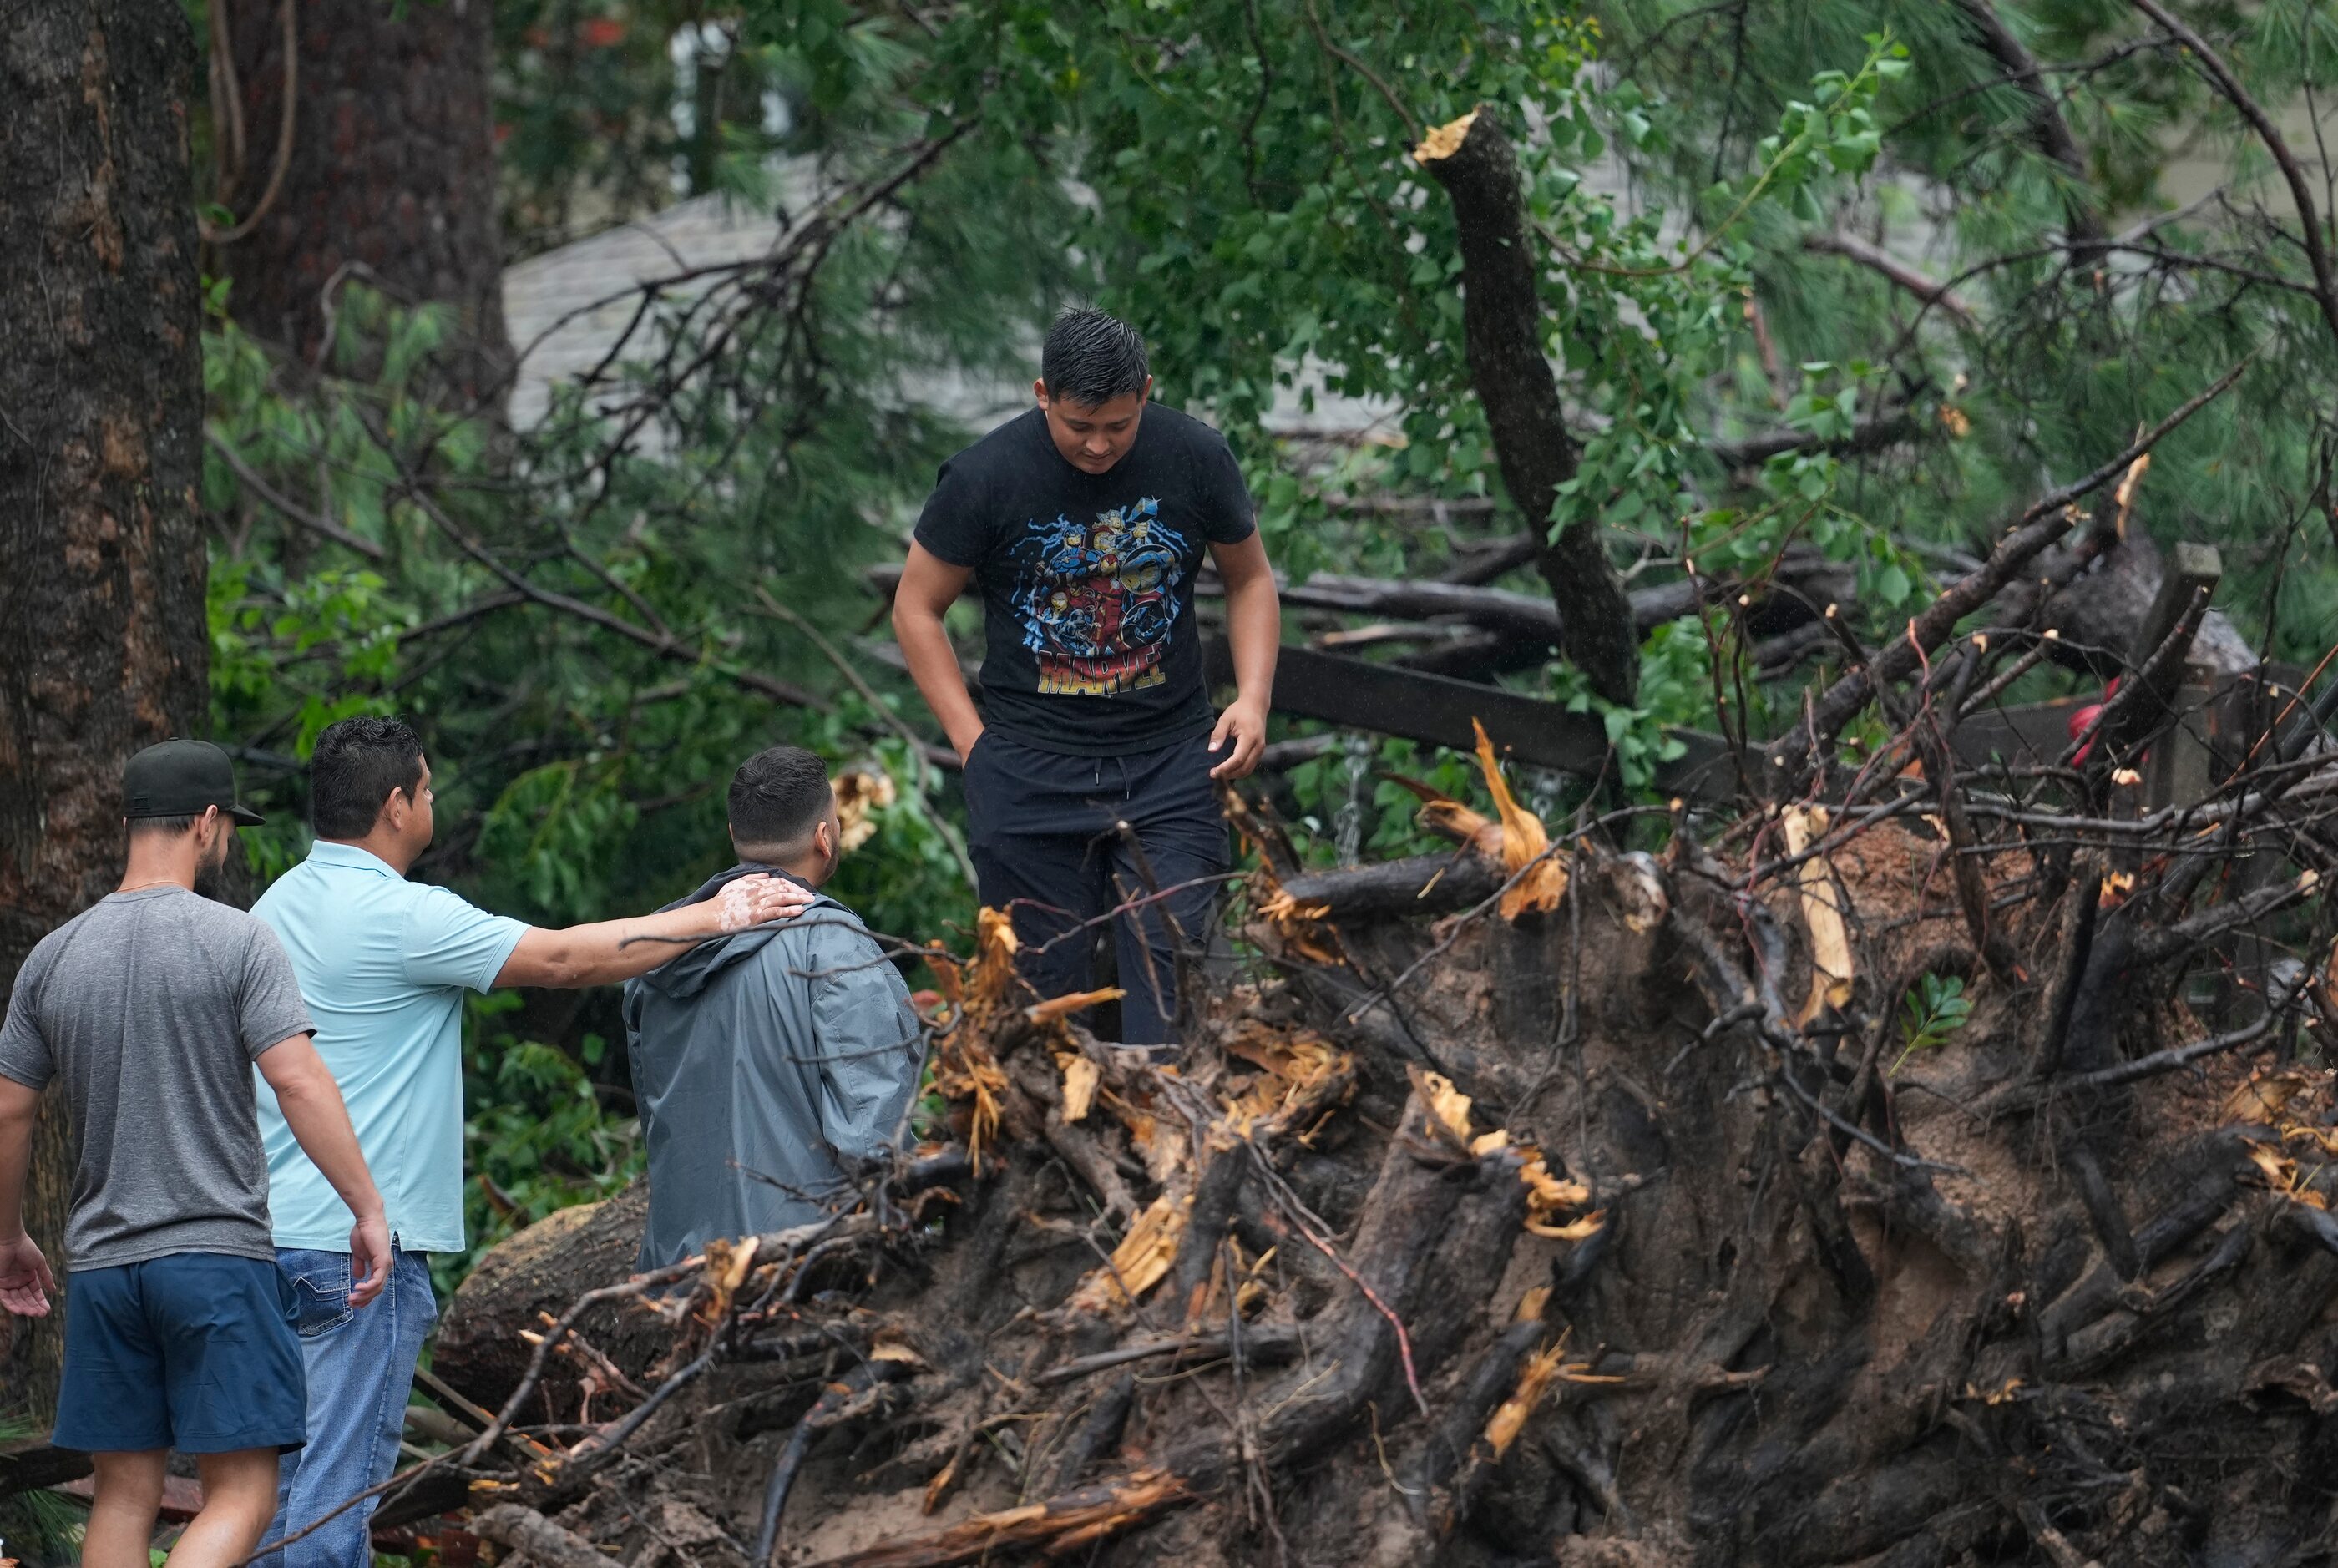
top-left (253, 1246), bottom-right (437, 1567)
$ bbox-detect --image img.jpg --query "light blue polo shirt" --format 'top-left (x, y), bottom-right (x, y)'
top-left (251, 842), bottom-right (528, 1254)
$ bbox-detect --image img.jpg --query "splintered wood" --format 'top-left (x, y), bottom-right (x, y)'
top-left (1413, 109), bottom-right (1480, 164)
top-left (1471, 718), bottom-right (1569, 918)
top-left (925, 908), bottom-right (1020, 1165)
top-left (1065, 1193), bottom-right (1192, 1313)
top-left (832, 766), bottom-right (897, 853)
top-left (2235, 1070), bottom-right (2338, 1215)
top-left (1407, 1065), bottom-right (1600, 1239)
top-left (806, 1470), bottom-right (1191, 1567)
top-left (1375, 718), bottom-right (1569, 921)
top-left (1253, 883), bottom-right (1342, 963)
top-left (1782, 805), bottom-right (1855, 1024)
top-left (1221, 1019), bottom-right (1354, 1138)
top-left (1055, 1051), bottom-right (1101, 1123)
top-left (1485, 1337), bottom-right (1576, 1458)
top-left (1029, 988), bottom-right (1123, 1027)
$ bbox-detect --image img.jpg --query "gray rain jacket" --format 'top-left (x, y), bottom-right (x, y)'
top-left (622, 863), bottom-right (923, 1271)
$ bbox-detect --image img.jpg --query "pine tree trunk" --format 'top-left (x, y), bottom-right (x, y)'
top-left (0, 0), bottom-right (208, 1423)
top-left (216, 0), bottom-right (512, 409)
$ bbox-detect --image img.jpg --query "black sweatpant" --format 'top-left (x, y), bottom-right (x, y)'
top-left (961, 729), bottom-right (1229, 1046)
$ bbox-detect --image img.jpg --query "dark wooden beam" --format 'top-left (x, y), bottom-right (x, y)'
top-left (2102, 542), bottom-right (2220, 802)
top-left (1205, 640), bottom-right (1741, 802)
top-left (1222, 639), bottom-right (2244, 809)
top-left (0, 1439), bottom-right (92, 1496)
top-left (2128, 542), bottom-right (2222, 675)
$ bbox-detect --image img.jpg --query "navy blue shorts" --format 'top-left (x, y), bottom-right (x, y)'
top-left (53, 1252), bottom-right (307, 1454)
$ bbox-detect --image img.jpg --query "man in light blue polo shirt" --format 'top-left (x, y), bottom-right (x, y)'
top-left (250, 717), bottom-right (812, 1566)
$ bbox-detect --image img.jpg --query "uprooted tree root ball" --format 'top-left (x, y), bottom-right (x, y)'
top-left (420, 756), bottom-right (2338, 1568)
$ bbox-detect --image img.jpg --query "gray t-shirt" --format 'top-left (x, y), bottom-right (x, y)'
top-left (0, 886), bottom-right (312, 1270)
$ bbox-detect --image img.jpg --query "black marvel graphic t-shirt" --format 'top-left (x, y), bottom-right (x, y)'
top-left (913, 404), bottom-right (1257, 756)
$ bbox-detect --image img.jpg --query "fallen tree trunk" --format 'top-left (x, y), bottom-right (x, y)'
top-left (1275, 850), bottom-right (1505, 922)
top-left (433, 1182), bottom-right (665, 1422)
top-left (868, 523), bottom-right (2249, 694)
top-left (428, 703), bottom-right (2337, 1566)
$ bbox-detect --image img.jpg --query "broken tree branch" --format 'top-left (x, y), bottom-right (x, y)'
top-left (1414, 109), bottom-right (1639, 704)
top-left (1763, 353), bottom-right (2254, 792)
top-left (2128, 0), bottom-right (2338, 353)
top-left (1805, 232), bottom-right (1981, 326)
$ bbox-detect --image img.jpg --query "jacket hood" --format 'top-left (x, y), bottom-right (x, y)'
top-left (635, 862), bottom-right (826, 1002)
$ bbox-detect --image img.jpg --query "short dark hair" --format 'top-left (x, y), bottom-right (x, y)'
top-left (729, 746), bottom-right (833, 852)
top-left (1041, 307), bottom-right (1149, 407)
top-left (311, 716), bottom-right (425, 839)
top-left (127, 812), bottom-right (200, 839)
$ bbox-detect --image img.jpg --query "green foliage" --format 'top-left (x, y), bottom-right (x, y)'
top-left (1285, 736), bottom-right (1483, 867)
top-left (1548, 615), bottom-right (1713, 792)
top-left (493, 4), bottom-right (692, 254)
top-left (1892, 972), bottom-right (1976, 1077)
top-left (1605, 0), bottom-right (2338, 668)
top-left (0, 1417), bottom-right (83, 1565)
top-left (184, 0), bottom-right (2338, 1296)
top-left (443, 996), bottom-right (645, 1293)
top-left (0, 1492), bottom-right (81, 1563)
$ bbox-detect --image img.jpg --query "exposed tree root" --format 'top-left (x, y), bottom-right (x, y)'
top-left (428, 729), bottom-right (2338, 1566)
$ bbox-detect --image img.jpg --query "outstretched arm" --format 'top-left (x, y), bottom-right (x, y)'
top-left (256, 1033), bottom-right (393, 1308)
top-left (0, 1076), bottom-right (55, 1318)
top-left (496, 875), bottom-right (812, 989)
top-left (892, 544), bottom-right (984, 764)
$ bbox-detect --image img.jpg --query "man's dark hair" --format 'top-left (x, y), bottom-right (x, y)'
top-left (127, 813), bottom-right (200, 839)
top-left (729, 746), bottom-right (833, 852)
top-left (1040, 307), bottom-right (1149, 407)
top-left (311, 716), bottom-right (426, 839)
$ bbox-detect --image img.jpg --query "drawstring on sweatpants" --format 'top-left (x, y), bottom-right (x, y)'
top-left (1091, 753), bottom-right (1134, 799)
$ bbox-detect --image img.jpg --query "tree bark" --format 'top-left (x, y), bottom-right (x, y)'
top-left (217, 0), bottom-right (511, 408)
top-left (0, 0), bottom-right (208, 1421)
top-left (1418, 110), bottom-right (1640, 706)
top-left (429, 792), bottom-right (2338, 1567)
top-left (434, 1183), bottom-right (671, 1422)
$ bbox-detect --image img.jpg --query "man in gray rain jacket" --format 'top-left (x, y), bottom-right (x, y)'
top-left (624, 745), bottom-right (924, 1270)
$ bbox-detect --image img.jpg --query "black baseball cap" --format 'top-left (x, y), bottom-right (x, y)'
top-left (122, 739), bottom-right (267, 827)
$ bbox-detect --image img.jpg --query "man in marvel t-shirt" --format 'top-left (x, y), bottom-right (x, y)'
top-left (892, 307), bottom-right (1282, 1048)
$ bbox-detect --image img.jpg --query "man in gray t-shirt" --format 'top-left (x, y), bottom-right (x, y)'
top-left (0, 740), bottom-right (391, 1568)
top-left (1, 885), bottom-right (315, 1268)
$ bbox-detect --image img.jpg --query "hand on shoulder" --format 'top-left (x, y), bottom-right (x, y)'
top-left (714, 874), bottom-right (815, 932)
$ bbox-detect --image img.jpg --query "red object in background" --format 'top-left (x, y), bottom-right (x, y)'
top-left (54, 1474), bottom-right (474, 1558)
top-left (412, 1527), bottom-right (485, 1565)
top-left (2067, 676), bottom-right (2123, 767)
top-left (522, 18), bottom-right (625, 48)
top-left (58, 1473), bottom-right (205, 1521)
